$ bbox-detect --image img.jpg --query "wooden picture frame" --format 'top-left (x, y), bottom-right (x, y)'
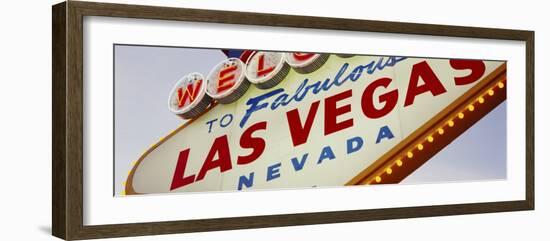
top-left (52, 1), bottom-right (534, 240)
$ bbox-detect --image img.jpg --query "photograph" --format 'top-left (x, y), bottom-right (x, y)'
top-left (116, 46), bottom-right (508, 196)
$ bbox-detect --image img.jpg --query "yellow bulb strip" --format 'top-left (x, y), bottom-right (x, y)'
top-left (368, 79), bottom-right (505, 185)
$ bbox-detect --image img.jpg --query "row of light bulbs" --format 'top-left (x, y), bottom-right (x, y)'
top-left (369, 81), bottom-right (505, 185)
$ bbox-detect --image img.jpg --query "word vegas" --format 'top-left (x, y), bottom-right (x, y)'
top-left (168, 51), bottom-right (487, 190)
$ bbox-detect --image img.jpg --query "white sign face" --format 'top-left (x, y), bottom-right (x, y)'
top-left (128, 54), bottom-right (504, 195)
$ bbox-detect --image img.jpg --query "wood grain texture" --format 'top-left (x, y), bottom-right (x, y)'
top-left (51, 1), bottom-right (535, 240)
top-left (52, 2), bottom-right (67, 239)
top-left (525, 32), bottom-right (535, 209)
top-left (66, 2), bottom-right (85, 240)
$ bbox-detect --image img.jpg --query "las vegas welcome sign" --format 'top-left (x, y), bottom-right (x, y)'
top-left (124, 51), bottom-right (506, 195)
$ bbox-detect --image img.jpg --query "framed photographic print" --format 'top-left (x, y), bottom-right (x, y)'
top-left (52, 1), bottom-right (534, 240)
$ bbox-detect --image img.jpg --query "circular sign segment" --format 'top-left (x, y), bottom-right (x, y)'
top-left (245, 51), bottom-right (290, 89)
top-left (167, 72), bottom-right (211, 119)
top-left (206, 57), bottom-right (250, 104)
top-left (285, 52), bottom-right (330, 74)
